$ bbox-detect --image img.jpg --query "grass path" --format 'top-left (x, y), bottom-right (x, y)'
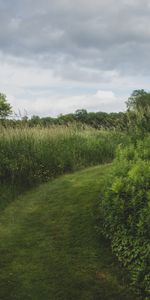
top-left (0, 165), bottom-right (138, 300)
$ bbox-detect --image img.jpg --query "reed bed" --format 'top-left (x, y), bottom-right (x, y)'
top-left (0, 125), bottom-right (130, 203)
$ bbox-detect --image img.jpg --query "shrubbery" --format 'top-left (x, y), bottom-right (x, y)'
top-left (99, 136), bottom-right (150, 298)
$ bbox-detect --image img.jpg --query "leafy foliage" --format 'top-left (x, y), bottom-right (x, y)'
top-left (126, 90), bottom-right (150, 135)
top-left (1, 109), bottom-right (129, 130)
top-left (0, 93), bottom-right (12, 118)
top-left (99, 137), bottom-right (150, 298)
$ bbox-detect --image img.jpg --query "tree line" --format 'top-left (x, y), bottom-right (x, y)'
top-left (0, 90), bottom-right (150, 133)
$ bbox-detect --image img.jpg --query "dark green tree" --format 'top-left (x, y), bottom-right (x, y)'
top-left (0, 93), bottom-right (12, 118)
top-left (74, 109), bottom-right (88, 123)
top-left (126, 90), bottom-right (150, 134)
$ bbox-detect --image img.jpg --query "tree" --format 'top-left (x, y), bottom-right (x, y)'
top-left (0, 93), bottom-right (12, 118)
top-left (57, 113), bottom-right (75, 125)
top-left (126, 90), bottom-right (150, 134)
top-left (74, 109), bottom-right (88, 123)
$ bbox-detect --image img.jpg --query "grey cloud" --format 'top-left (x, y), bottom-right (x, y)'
top-left (0, 0), bottom-right (150, 82)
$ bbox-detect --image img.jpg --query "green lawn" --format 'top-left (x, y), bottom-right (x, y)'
top-left (0, 165), bottom-right (138, 300)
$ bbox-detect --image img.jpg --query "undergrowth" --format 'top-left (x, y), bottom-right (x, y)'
top-left (98, 136), bottom-right (150, 299)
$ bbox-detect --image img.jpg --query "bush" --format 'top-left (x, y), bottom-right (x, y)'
top-left (99, 136), bottom-right (150, 298)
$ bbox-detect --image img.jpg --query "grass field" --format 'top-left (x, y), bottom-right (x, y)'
top-left (0, 165), bottom-right (139, 300)
top-left (0, 126), bottom-right (130, 208)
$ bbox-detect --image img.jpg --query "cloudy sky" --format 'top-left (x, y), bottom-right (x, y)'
top-left (0, 0), bottom-right (150, 117)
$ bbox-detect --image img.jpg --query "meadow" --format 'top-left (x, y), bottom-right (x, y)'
top-left (0, 122), bottom-right (149, 299)
top-left (0, 125), bottom-right (130, 207)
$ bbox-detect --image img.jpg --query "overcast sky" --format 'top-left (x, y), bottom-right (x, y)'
top-left (0, 0), bottom-right (150, 117)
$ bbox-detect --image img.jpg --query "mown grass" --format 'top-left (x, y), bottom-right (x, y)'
top-left (0, 165), bottom-right (139, 300)
top-left (0, 125), bottom-right (130, 208)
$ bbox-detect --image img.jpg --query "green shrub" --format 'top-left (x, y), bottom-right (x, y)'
top-left (99, 136), bottom-right (150, 298)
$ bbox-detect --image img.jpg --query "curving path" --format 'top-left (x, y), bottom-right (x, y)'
top-left (0, 165), bottom-right (138, 300)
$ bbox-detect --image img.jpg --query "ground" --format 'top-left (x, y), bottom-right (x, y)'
top-left (0, 165), bottom-right (139, 300)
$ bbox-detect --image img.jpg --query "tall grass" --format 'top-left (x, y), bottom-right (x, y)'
top-left (0, 125), bottom-right (130, 205)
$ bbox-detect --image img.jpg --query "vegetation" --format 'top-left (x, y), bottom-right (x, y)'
top-left (0, 89), bottom-right (150, 299)
top-left (0, 125), bottom-right (130, 209)
top-left (1, 109), bottom-right (128, 130)
top-left (96, 91), bottom-right (150, 298)
top-left (0, 165), bottom-right (139, 300)
top-left (98, 137), bottom-right (150, 298)
top-left (126, 89), bottom-right (150, 136)
top-left (0, 93), bottom-right (12, 118)
top-left (0, 89), bottom-right (149, 133)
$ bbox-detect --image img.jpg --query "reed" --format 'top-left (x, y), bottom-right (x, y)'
top-left (0, 125), bottom-right (130, 194)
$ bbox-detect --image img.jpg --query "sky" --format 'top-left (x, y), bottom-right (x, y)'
top-left (0, 0), bottom-right (150, 117)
